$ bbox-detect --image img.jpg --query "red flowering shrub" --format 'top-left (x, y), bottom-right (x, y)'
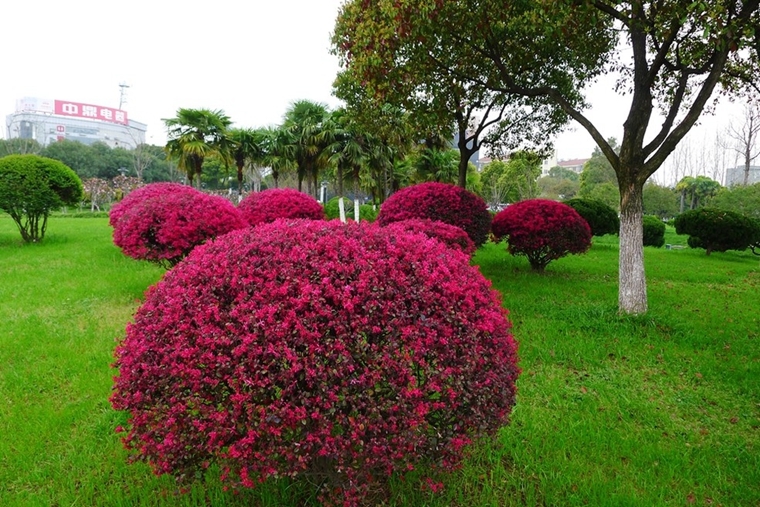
top-left (108, 182), bottom-right (186, 227)
top-left (378, 182), bottom-right (492, 247)
top-left (111, 219), bottom-right (519, 506)
top-left (238, 188), bottom-right (324, 226)
top-left (112, 186), bottom-right (246, 268)
top-left (492, 199), bottom-right (592, 271)
top-left (383, 218), bottom-right (476, 255)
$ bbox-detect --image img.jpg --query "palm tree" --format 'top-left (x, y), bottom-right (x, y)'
top-left (228, 127), bottom-right (265, 193)
top-left (259, 126), bottom-right (296, 189)
top-left (323, 108), bottom-right (368, 221)
top-left (282, 100), bottom-right (330, 197)
top-left (163, 108), bottom-right (231, 188)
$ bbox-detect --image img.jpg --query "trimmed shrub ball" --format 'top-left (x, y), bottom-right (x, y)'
top-left (492, 199), bottom-right (592, 271)
top-left (112, 186), bottom-right (246, 268)
top-left (674, 207), bottom-right (760, 255)
top-left (642, 214), bottom-right (666, 248)
top-left (111, 219), bottom-right (519, 506)
top-left (109, 182), bottom-right (187, 227)
top-left (384, 218), bottom-right (476, 255)
top-left (378, 182), bottom-right (491, 247)
top-left (564, 198), bottom-right (619, 236)
top-left (238, 188), bottom-right (324, 226)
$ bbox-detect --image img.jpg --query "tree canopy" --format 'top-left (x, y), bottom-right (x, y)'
top-left (0, 155), bottom-right (83, 242)
top-left (333, 0), bottom-right (760, 314)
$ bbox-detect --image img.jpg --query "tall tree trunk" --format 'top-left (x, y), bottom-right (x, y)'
top-left (619, 180), bottom-right (647, 314)
top-left (457, 154), bottom-right (469, 188)
top-left (455, 127), bottom-right (477, 189)
top-left (744, 153), bottom-right (751, 186)
top-left (338, 165), bottom-right (346, 223)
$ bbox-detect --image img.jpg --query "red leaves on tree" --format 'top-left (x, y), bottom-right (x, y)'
top-left (383, 218), bottom-right (476, 255)
top-left (491, 199), bottom-right (592, 271)
top-left (111, 219), bottom-right (519, 505)
top-left (111, 183), bottom-right (246, 268)
top-left (377, 182), bottom-right (492, 247)
top-left (238, 188), bottom-right (325, 226)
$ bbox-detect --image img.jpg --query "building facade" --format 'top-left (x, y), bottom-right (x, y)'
top-left (725, 165), bottom-right (760, 186)
top-left (5, 97), bottom-right (146, 149)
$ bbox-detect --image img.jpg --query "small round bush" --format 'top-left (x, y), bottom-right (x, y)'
top-left (324, 197), bottom-right (378, 222)
top-left (0, 154), bottom-right (83, 242)
top-left (111, 219), bottom-right (519, 506)
top-left (564, 198), bottom-right (619, 236)
top-left (238, 188), bottom-right (324, 226)
top-left (642, 214), bottom-right (666, 248)
top-left (675, 207), bottom-right (760, 255)
top-left (112, 186), bottom-right (246, 267)
top-left (491, 199), bottom-right (592, 271)
top-left (109, 182), bottom-right (187, 227)
top-left (378, 182), bottom-right (492, 247)
top-left (383, 218), bottom-right (476, 255)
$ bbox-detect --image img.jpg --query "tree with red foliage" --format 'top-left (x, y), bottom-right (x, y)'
top-left (111, 219), bottom-right (519, 506)
top-left (237, 188), bottom-right (324, 226)
top-left (112, 185), bottom-right (245, 268)
top-left (492, 199), bottom-right (591, 271)
top-left (378, 182), bottom-right (491, 247)
top-left (383, 218), bottom-right (476, 255)
top-left (109, 182), bottom-right (186, 227)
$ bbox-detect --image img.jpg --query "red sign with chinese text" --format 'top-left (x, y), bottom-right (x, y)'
top-left (53, 100), bottom-right (128, 125)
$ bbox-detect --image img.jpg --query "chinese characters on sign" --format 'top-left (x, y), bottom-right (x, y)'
top-left (54, 100), bottom-right (128, 125)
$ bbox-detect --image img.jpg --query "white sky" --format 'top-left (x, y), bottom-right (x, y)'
top-left (1, 0), bottom-right (747, 178)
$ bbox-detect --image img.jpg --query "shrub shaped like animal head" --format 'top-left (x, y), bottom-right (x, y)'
top-left (112, 186), bottom-right (246, 268)
top-left (377, 182), bottom-right (491, 247)
top-left (642, 215), bottom-right (666, 248)
top-left (564, 198), bottom-right (619, 236)
top-left (492, 199), bottom-right (592, 271)
top-left (111, 219), bottom-right (519, 506)
top-left (383, 218), bottom-right (476, 255)
top-left (109, 182), bottom-right (188, 227)
top-left (238, 188), bottom-right (324, 226)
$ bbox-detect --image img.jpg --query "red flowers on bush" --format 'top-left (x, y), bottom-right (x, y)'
top-left (378, 182), bottom-right (492, 247)
top-left (111, 219), bottom-right (519, 506)
top-left (492, 199), bottom-right (592, 271)
top-left (111, 184), bottom-right (245, 267)
top-left (108, 182), bottom-right (185, 227)
top-left (383, 218), bottom-right (476, 255)
top-left (238, 188), bottom-right (324, 226)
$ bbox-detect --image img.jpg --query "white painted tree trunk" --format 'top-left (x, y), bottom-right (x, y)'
top-left (354, 198), bottom-right (361, 222)
top-left (338, 197), bottom-right (346, 224)
top-left (618, 183), bottom-right (647, 314)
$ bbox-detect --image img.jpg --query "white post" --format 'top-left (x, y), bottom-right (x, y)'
top-left (338, 197), bottom-right (347, 223)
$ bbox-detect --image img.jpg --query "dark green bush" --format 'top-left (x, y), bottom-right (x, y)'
top-left (564, 198), bottom-right (619, 236)
top-left (642, 215), bottom-right (665, 248)
top-left (324, 196), bottom-right (378, 222)
top-left (674, 207), bottom-right (760, 255)
top-left (0, 154), bottom-right (83, 242)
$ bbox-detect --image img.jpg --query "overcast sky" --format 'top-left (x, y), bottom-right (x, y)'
top-left (0, 0), bottom-right (745, 166)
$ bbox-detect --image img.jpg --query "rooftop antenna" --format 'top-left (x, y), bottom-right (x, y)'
top-left (118, 82), bottom-right (130, 110)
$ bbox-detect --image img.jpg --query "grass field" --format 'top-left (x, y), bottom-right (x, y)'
top-left (0, 215), bottom-right (758, 506)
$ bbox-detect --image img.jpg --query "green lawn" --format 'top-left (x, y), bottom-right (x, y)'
top-left (0, 216), bottom-right (758, 506)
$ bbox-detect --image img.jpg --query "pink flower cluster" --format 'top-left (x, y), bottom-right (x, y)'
top-left (383, 218), bottom-right (476, 255)
top-left (109, 182), bottom-right (185, 227)
top-left (111, 183), bottom-right (246, 268)
top-left (238, 188), bottom-right (324, 226)
top-left (491, 199), bottom-right (592, 271)
top-left (111, 219), bottom-right (519, 506)
top-left (377, 182), bottom-right (492, 247)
